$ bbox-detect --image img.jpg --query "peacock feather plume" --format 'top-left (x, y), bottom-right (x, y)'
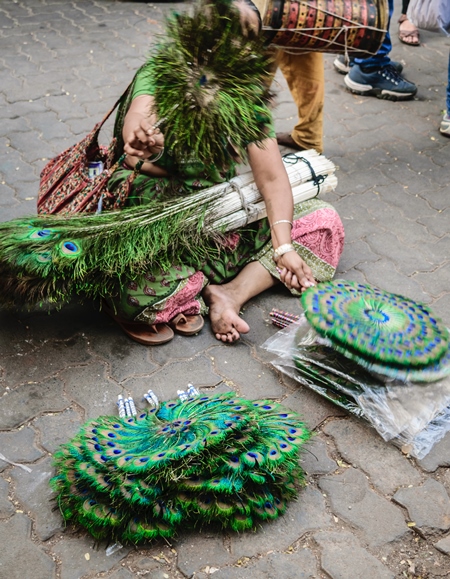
top-left (51, 392), bottom-right (311, 544)
top-left (0, 190), bottom-right (226, 307)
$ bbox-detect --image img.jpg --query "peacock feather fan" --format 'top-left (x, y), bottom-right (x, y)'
top-left (128, 0), bottom-right (273, 169)
top-left (51, 392), bottom-right (311, 544)
top-left (300, 280), bottom-right (450, 381)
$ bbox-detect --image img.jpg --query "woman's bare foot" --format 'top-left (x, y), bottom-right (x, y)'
top-left (202, 284), bottom-right (250, 343)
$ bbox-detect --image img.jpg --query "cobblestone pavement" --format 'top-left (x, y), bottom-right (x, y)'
top-left (1, 1), bottom-right (450, 578)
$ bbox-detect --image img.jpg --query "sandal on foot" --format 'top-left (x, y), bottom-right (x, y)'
top-left (398, 15), bottom-right (420, 46)
top-left (276, 132), bottom-right (307, 151)
top-left (102, 302), bottom-right (174, 345)
top-left (169, 313), bottom-right (204, 336)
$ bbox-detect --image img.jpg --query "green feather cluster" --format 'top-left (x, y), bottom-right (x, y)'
top-left (0, 191), bottom-right (223, 307)
top-left (50, 393), bottom-right (310, 544)
top-left (143, 1), bottom-right (273, 168)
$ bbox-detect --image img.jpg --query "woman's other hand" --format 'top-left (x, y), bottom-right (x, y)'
top-left (276, 251), bottom-right (316, 292)
top-left (122, 95), bottom-right (165, 159)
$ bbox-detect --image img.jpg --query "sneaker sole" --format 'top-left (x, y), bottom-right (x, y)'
top-left (344, 75), bottom-right (416, 101)
top-left (333, 59), bottom-right (349, 75)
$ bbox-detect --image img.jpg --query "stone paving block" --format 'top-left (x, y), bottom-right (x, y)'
top-left (0, 513), bottom-right (56, 578)
top-left (229, 486), bottom-right (331, 559)
top-left (51, 535), bottom-right (130, 579)
top-left (121, 356), bottom-right (222, 405)
top-left (420, 186), bottom-right (450, 212)
top-left (417, 431), bottom-right (450, 472)
top-left (355, 260), bottom-right (432, 305)
top-left (1, 335), bottom-right (92, 389)
top-left (105, 568), bottom-right (135, 579)
top-left (393, 479), bottom-right (450, 533)
top-left (150, 327), bottom-right (218, 366)
top-left (210, 344), bottom-right (285, 400)
top-left (0, 377), bottom-right (68, 429)
top-left (11, 456), bottom-right (63, 541)
top-left (0, 477), bottom-right (14, 517)
top-left (176, 532), bottom-right (235, 577)
top-left (283, 382), bottom-right (346, 431)
top-left (338, 239), bottom-right (379, 273)
top-left (434, 535), bottom-right (450, 556)
top-left (207, 549), bottom-right (319, 579)
top-left (323, 419), bottom-right (422, 494)
top-left (61, 361), bottom-right (121, 420)
top-left (418, 208), bottom-right (450, 239)
top-left (88, 328), bottom-right (158, 383)
top-left (0, 426), bottom-right (43, 471)
top-left (300, 436), bottom-right (337, 476)
top-left (0, 310), bottom-right (37, 358)
top-left (314, 530), bottom-right (394, 579)
top-left (366, 230), bottom-right (438, 275)
top-left (319, 468), bottom-right (408, 548)
top-left (34, 408), bottom-right (83, 454)
top-left (414, 268), bottom-right (450, 299)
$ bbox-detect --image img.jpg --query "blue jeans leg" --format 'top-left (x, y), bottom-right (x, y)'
top-left (354, 0), bottom-right (393, 69)
top-left (447, 51), bottom-right (450, 114)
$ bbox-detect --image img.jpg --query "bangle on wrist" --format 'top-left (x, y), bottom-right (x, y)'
top-left (273, 243), bottom-right (295, 262)
top-left (147, 148), bottom-right (164, 163)
top-left (270, 219), bottom-right (293, 230)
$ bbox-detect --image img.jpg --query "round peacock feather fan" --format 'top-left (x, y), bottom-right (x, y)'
top-left (115, 0), bottom-right (273, 171)
top-left (51, 392), bottom-right (311, 544)
top-left (300, 281), bottom-right (449, 374)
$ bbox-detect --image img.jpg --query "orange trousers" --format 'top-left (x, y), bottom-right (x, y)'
top-left (275, 51), bottom-right (324, 153)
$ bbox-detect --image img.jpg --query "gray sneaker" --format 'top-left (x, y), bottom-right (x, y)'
top-left (344, 63), bottom-right (417, 101)
top-left (440, 113), bottom-right (450, 137)
top-left (333, 55), bottom-right (403, 75)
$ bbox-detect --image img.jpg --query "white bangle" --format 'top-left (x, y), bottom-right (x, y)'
top-left (273, 243), bottom-right (295, 262)
top-left (270, 219), bottom-right (293, 230)
top-left (147, 148), bottom-right (164, 163)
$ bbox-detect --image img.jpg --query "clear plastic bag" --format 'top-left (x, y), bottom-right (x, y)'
top-left (263, 316), bottom-right (450, 459)
top-left (407, 0), bottom-right (450, 35)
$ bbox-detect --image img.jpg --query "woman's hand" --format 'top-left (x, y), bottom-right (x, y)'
top-left (276, 251), bottom-right (316, 292)
top-left (123, 111), bottom-right (165, 159)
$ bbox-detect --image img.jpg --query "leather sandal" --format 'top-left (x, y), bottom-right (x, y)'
top-left (102, 302), bottom-right (174, 346)
top-left (169, 313), bottom-right (205, 336)
top-left (276, 133), bottom-right (307, 151)
top-left (398, 14), bottom-right (420, 46)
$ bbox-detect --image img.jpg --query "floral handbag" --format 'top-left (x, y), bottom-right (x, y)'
top-left (37, 85), bottom-right (140, 215)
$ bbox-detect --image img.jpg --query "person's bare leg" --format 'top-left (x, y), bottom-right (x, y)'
top-left (202, 261), bottom-right (278, 343)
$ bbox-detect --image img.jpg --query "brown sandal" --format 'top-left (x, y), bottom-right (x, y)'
top-left (398, 14), bottom-right (420, 46)
top-left (102, 302), bottom-right (174, 345)
top-left (169, 313), bottom-right (205, 336)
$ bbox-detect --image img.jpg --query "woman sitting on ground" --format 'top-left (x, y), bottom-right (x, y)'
top-left (102, 0), bottom-right (345, 345)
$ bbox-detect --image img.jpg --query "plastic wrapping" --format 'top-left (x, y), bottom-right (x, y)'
top-left (263, 316), bottom-right (450, 459)
top-left (407, 0), bottom-right (450, 36)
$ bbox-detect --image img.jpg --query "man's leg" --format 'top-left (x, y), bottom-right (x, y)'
top-left (276, 51), bottom-right (324, 153)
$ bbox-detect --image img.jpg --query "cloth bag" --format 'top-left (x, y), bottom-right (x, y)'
top-left (407, 0), bottom-right (450, 35)
top-left (37, 85), bottom-right (141, 215)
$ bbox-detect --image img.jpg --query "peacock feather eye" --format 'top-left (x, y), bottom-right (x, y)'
top-left (59, 240), bottom-right (82, 257)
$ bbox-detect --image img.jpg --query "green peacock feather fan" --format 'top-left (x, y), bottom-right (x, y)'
top-left (300, 280), bottom-right (450, 381)
top-left (132, 0), bottom-right (273, 169)
top-left (50, 392), bottom-right (311, 544)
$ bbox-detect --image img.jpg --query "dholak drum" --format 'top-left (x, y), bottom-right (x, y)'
top-left (261, 0), bottom-right (388, 57)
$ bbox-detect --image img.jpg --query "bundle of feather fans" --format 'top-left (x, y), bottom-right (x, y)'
top-left (51, 390), bottom-right (311, 544)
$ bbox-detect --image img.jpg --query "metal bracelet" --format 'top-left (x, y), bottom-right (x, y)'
top-left (270, 219), bottom-right (293, 229)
